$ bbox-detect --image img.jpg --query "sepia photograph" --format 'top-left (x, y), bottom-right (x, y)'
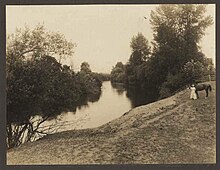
top-left (5, 4), bottom-right (216, 165)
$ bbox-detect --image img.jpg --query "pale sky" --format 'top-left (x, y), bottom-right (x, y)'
top-left (6, 4), bottom-right (215, 73)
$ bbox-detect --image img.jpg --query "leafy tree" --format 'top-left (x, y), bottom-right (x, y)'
top-left (159, 72), bottom-right (186, 99)
top-left (110, 62), bottom-right (126, 83)
top-left (7, 55), bottom-right (87, 148)
top-left (149, 4), bottom-right (213, 97)
top-left (129, 33), bottom-right (151, 65)
top-left (125, 33), bottom-right (151, 85)
top-left (78, 62), bottom-right (102, 102)
top-left (150, 4), bottom-right (213, 68)
top-left (183, 58), bottom-right (214, 83)
top-left (93, 73), bottom-right (111, 81)
top-left (6, 24), bottom-right (76, 64)
top-left (113, 4), bottom-right (213, 100)
top-left (6, 25), bottom-right (102, 148)
top-left (80, 62), bottom-right (92, 74)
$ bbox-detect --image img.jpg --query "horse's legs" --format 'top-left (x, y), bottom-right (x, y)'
top-left (205, 89), bottom-right (209, 98)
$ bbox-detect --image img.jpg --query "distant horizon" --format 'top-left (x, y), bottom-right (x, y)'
top-left (6, 4), bottom-right (216, 73)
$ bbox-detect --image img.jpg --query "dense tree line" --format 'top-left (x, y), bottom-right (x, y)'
top-left (94, 73), bottom-right (111, 82)
top-left (111, 4), bottom-right (215, 99)
top-left (6, 25), bottom-right (102, 148)
top-left (110, 62), bottom-right (126, 83)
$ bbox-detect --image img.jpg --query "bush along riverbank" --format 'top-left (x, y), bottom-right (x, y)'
top-left (7, 81), bottom-right (216, 164)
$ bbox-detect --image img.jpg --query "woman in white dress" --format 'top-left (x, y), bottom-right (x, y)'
top-left (190, 84), bottom-right (197, 100)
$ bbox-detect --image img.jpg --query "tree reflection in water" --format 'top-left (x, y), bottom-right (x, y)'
top-left (111, 82), bottom-right (126, 96)
top-left (111, 82), bottom-right (158, 108)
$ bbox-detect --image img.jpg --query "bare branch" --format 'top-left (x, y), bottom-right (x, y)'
top-left (18, 46), bottom-right (39, 58)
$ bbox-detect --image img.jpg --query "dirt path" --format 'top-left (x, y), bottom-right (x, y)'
top-left (7, 82), bottom-right (216, 164)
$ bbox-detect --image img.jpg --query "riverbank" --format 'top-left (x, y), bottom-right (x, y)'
top-left (7, 81), bottom-right (216, 164)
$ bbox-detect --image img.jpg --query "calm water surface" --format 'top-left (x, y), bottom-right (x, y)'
top-left (41, 81), bottom-right (157, 133)
top-left (42, 81), bottom-right (133, 132)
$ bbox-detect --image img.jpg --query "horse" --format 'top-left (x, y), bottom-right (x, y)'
top-left (195, 83), bottom-right (212, 98)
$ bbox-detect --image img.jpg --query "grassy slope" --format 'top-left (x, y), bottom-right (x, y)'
top-left (7, 82), bottom-right (216, 164)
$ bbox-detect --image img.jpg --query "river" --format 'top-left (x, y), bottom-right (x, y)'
top-left (40, 81), bottom-right (157, 133)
